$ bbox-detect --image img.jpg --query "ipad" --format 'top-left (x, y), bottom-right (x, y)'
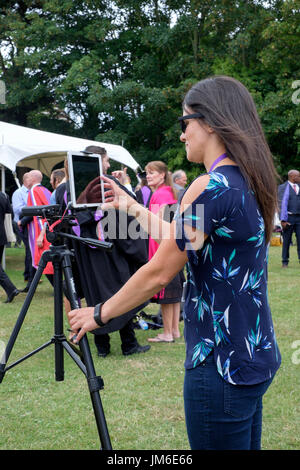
top-left (67, 151), bottom-right (105, 208)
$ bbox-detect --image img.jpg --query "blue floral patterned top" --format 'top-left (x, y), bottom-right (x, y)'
top-left (175, 166), bottom-right (281, 385)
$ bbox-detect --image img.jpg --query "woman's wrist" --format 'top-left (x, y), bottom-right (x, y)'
top-left (127, 201), bottom-right (142, 217)
top-left (94, 302), bottom-right (106, 327)
top-left (101, 302), bottom-right (111, 324)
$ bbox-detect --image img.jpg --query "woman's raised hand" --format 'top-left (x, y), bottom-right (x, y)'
top-left (100, 174), bottom-right (136, 212)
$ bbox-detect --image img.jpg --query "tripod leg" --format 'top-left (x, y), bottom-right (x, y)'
top-left (0, 257), bottom-right (47, 382)
top-left (62, 253), bottom-right (112, 450)
top-left (52, 257), bottom-right (64, 382)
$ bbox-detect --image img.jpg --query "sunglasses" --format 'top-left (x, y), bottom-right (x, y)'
top-left (178, 113), bottom-right (205, 133)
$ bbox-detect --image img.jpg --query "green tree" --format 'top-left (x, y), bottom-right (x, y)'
top-left (259, 0), bottom-right (300, 175)
top-left (0, 0), bottom-right (299, 181)
top-left (0, 1), bottom-right (75, 133)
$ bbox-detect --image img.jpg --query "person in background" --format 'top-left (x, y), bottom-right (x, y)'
top-left (49, 168), bottom-right (66, 204)
top-left (56, 146), bottom-right (150, 357)
top-left (68, 75), bottom-right (281, 450)
top-left (112, 167), bottom-right (134, 194)
top-left (12, 172), bottom-right (32, 283)
top-left (19, 170), bottom-right (54, 286)
top-left (172, 169), bottom-right (188, 201)
top-left (32, 168), bottom-right (66, 258)
top-left (145, 161), bottom-right (183, 343)
top-left (0, 191), bottom-right (21, 302)
top-left (135, 172), bottom-right (152, 208)
top-left (278, 169), bottom-right (300, 267)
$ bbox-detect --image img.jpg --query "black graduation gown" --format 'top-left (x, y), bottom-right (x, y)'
top-left (55, 181), bottom-right (149, 335)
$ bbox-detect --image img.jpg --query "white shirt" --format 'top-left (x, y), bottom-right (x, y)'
top-left (288, 181), bottom-right (299, 195)
top-left (11, 185), bottom-right (29, 222)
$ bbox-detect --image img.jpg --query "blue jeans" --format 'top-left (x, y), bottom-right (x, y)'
top-left (184, 353), bottom-right (273, 450)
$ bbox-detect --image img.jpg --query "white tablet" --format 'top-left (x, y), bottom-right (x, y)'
top-left (67, 151), bottom-right (105, 208)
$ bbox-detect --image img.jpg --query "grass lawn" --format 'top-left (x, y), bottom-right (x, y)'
top-left (0, 244), bottom-right (299, 450)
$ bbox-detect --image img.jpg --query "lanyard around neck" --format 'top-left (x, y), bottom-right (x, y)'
top-left (209, 153), bottom-right (227, 173)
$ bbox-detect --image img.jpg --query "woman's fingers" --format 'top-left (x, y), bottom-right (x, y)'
top-left (67, 307), bottom-right (97, 343)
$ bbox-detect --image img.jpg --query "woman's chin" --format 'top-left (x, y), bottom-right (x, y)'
top-left (186, 151), bottom-right (202, 165)
top-left (186, 153), bottom-right (197, 163)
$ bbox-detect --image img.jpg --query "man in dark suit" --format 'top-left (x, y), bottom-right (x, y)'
top-left (278, 169), bottom-right (300, 267)
top-left (0, 192), bottom-right (21, 302)
top-left (172, 169), bottom-right (187, 202)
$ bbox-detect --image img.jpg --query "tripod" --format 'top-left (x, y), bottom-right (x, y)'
top-left (0, 227), bottom-right (113, 450)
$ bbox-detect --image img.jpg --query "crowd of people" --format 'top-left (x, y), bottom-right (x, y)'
top-left (2, 159), bottom-right (298, 308)
top-left (0, 75), bottom-right (299, 450)
top-left (0, 152), bottom-right (189, 354)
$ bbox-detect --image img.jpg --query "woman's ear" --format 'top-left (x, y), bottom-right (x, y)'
top-left (201, 121), bottom-right (214, 134)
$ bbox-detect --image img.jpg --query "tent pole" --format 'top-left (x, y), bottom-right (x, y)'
top-left (1, 164), bottom-right (5, 192)
top-left (13, 171), bottom-right (20, 188)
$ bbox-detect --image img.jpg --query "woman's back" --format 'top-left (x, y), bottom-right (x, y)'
top-left (175, 165), bottom-right (281, 385)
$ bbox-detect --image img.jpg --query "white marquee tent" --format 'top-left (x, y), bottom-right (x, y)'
top-left (0, 121), bottom-right (141, 268)
top-left (0, 120), bottom-right (140, 191)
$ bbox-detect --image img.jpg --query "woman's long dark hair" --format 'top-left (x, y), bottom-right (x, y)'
top-left (183, 75), bottom-right (278, 243)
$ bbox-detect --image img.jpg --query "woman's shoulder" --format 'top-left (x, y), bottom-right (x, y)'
top-left (180, 166), bottom-right (244, 212)
top-left (180, 174), bottom-right (210, 209)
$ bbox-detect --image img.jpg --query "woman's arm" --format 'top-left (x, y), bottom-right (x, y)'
top-left (67, 221), bottom-right (188, 342)
top-left (101, 175), bottom-right (171, 244)
top-left (67, 174), bottom-right (211, 343)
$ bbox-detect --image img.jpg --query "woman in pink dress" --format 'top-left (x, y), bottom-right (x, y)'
top-left (146, 161), bottom-right (183, 343)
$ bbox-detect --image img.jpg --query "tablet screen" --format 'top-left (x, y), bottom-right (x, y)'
top-left (67, 152), bottom-right (104, 208)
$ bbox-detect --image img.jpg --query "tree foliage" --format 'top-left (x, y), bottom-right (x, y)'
top-left (0, 0), bottom-right (299, 180)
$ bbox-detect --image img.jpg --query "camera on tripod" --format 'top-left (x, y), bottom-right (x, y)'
top-left (21, 203), bottom-right (111, 251)
top-left (20, 150), bottom-right (111, 248)
top-left (21, 203), bottom-right (61, 219)
top-left (1, 153), bottom-right (114, 448)
top-left (22, 151), bottom-right (105, 219)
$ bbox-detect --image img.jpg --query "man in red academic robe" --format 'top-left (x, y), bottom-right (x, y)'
top-left (24, 170), bottom-right (54, 280)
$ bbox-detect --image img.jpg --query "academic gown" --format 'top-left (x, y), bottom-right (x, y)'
top-left (27, 184), bottom-right (54, 275)
top-left (55, 180), bottom-right (149, 335)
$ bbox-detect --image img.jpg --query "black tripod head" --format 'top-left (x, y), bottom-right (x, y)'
top-left (21, 204), bottom-right (113, 251)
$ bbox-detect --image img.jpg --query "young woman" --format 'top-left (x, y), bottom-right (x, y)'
top-left (68, 75), bottom-right (281, 450)
top-left (145, 161), bottom-right (182, 343)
